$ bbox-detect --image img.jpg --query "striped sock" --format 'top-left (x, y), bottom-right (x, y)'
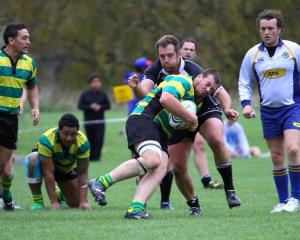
top-left (1, 176), bottom-right (13, 200)
top-left (97, 174), bottom-right (113, 190)
top-left (127, 201), bottom-right (145, 213)
top-left (288, 164), bottom-right (300, 200)
top-left (32, 192), bottom-right (44, 204)
top-left (273, 168), bottom-right (289, 203)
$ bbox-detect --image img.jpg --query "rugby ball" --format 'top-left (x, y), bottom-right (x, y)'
top-left (169, 100), bottom-right (197, 129)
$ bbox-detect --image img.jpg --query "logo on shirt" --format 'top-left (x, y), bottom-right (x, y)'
top-left (257, 57), bottom-right (264, 62)
top-left (293, 122), bottom-right (300, 128)
top-left (263, 68), bottom-right (286, 79)
top-left (282, 52), bottom-right (290, 59)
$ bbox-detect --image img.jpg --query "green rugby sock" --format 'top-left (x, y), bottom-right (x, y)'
top-left (32, 192), bottom-right (44, 204)
top-left (127, 201), bottom-right (145, 213)
top-left (97, 174), bottom-right (113, 190)
top-left (1, 176), bottom-right (13, 200)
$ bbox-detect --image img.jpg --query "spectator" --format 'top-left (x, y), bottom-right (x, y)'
top-left (78, 74), bottom-right (110, 161)
top-left (224, 119), bottom-right (261, 158)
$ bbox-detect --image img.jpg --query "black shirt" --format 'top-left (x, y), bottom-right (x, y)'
top-left (78, 89), bottom-right (111, 121)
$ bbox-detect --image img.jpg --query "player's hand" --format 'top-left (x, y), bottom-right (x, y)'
top-left (31, 109), bottom-right (40, 125)
top-left (224, 109), bottom-right (239, 121)
top-left (18, 104), bottom-right (24, 116)
top-left (243, 105), bottom-right (256, 119)
top-left (128, 74), bottom-right (139, 89)
top-left (79, 201), bottom-right (90, 210)
top-left (188, 115), bottom-right (198, 132)
top-left (51, 202), bottom-right (60, 210)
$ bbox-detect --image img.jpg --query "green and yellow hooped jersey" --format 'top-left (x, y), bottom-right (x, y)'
top-left (0, 50), bottom-right (37, 113)
top-left (131, 74), bottom-right (195, 137)
top-left (37, 128), bottom-right (90, 173)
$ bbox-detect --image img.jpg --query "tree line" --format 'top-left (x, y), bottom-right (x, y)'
top-left (1, 0), bottom-right (300, 97)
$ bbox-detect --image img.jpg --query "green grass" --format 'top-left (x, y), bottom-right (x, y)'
top-left (1, 109), bottom-right (299, 240)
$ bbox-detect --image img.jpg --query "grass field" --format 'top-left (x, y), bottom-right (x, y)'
top-left (1, 108), bottom-right (299, 240)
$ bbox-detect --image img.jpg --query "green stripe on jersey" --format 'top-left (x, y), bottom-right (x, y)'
top-left (0, 86), bottom-right (23, 98)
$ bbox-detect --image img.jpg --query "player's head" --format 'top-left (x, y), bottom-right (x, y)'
top-left (134, 57), bottom-right (152, 73)
top-left (256, 9), bottom-right (284, 47)
top-left (3, 23), bottom-right (30, 54)
top-left (155, 35), bottom-right (180, 73)
top-left (180, 38), bottom-right (198, 60)
top-left (88, 74), bottom-right (102, 91)
top-left (58, 113), bottom-right (80, 147)
top-left (193, 68), bottom-right (221, 98)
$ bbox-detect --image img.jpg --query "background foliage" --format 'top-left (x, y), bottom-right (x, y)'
top-left (1, 0), bottom-right (300, 100)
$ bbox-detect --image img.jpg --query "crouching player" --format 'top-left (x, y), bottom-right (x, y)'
top-left (89, 69), bottom-right (220, 219)
top-left (25, 113), bottom-right (90, 210)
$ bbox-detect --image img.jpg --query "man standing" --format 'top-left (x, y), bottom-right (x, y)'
top-left (78, 75), bottom-right (110, 161)
top-left (239, 9), bottom-right (300, 213)
top-left (180, 38), bottom-right (223, 189)
top-left (129, 35), bottom-right (240, 215)
top-left (0, 23), bottom-right (40, 211)
top-left (25, 114), bottom-right (90, 210)
top-left (89, 70), bottom-right (220, 219)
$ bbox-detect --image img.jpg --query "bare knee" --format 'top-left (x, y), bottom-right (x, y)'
top-left (271, 150), bottom-right (285, 167)
top-left (207, 136), bottom-right (224, 150)
top-left (286, 143), bottom-right (299, 159)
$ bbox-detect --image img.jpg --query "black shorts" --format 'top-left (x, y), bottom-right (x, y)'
top-left (126, 115), bottom-right (168, 153)
top-left (168, 95), bottom-right (222, 146)
top-left (55, 168), bottom-right (78, 181)
top-left (0, 112), bottom-right (18, 150)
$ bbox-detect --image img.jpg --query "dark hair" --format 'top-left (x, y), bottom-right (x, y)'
top-left (88, 74), bottom-right (101, 84)
top-left (58, 113), bottom-right (79, 130)
top-left (155, 35), bottom-right (180, 53)
top-left (200, 68), bottom-right (221, 85)
top-left (3, 23), bottom-right (28, 45)
top-left (256, 9), bottom-right (284, 29)
top-left (180, 37), bottom-right (198, 51)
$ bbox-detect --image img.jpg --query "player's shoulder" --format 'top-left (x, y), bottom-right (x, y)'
top-left (282, 39), bottom-right (300, 50)
top-left (39, 128), bottom-right (57, 148)
top-left (77, 130), bottom-right (88, 142)
top-left (183, 59), bottom-right (203, 76)
top-left (22, 54), bottom-right (36, 66)
top-left (245, 43), bottom-right (261, 56)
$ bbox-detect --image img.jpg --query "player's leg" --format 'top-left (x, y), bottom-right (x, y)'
top-left (127, 150), bottom-right (168, 218)
top-left (199, 117), bottom-right (241, 208)
top-left (25, 152), bottom-right (44, 209)
top-left (193, 133), bottom-right (223, 189)
top-left (0, 145), bottom-right (14, 211)
top-left (282, 128), bottom-right (300, 212)
top-left (159, 160), bottom-right (173, 210)
top-left (169, 137), bottom-right (203, 216)
top-left (266, 136), bottom-right (288, 212)
top-left (57, 179), bottom-right (80, 208)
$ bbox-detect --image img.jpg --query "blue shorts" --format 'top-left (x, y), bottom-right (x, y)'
top-left (25, 152), bottom-right (42, 183)
top-left (260, 103), bottom-right (300, 139)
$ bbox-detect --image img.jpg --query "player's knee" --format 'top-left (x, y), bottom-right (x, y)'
top-left (208, 136), bottom-right (224, 150)
top-left (286, 143), bottom-right (299, 159)
top-left (271, 150), bottom-right (284, 166)
top-left (172, 160), bottom-right (188, 176)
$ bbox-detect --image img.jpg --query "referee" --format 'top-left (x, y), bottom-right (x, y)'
top-left (0, 23), bottom-right (40, 210)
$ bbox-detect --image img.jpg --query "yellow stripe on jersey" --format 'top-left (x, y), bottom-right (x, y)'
top-left (0, 95), bottom-right (21, 108)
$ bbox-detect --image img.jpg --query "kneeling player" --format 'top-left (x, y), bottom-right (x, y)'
top-left (25, 114), bottom-right (90, 210)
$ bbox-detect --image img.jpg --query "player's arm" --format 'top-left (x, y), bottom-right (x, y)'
top-left (19, 88), bottom-right (27, 115)
top-left (77, 158), bottom-right (90, 210)
top-left (26, 84), bottom-right (40, 125)
top-left (160, 92), bottom-right (198, 131)
top-left (128, 75), bottom-right (154, 99)
top-left (40, 157), bottom-right (60, 209)
top-left (238, 51), bottom-right (256, 118)
top-left (215, 88), bottom-right (239, 121)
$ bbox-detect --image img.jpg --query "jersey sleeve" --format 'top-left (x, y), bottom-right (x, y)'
top-left (162, 75), bottom-right (192, 100)
top-left (37, 134), bottom-right (53, 159)
top-left (77, 133), bottom-right (90, 159)
top-left (26, 58), bottom-right (37, 87)
top-left (238, 50), bottom-right (256, 107)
